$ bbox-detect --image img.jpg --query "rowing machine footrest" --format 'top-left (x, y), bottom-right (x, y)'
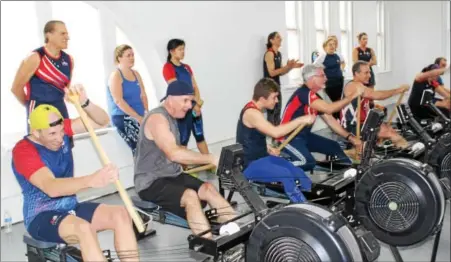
top-left (23, 233), bottom-right (61, 249)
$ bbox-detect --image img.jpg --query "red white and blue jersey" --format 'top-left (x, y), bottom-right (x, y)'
top-left (11, 120), bottom-right (77, 229)
top-left (280, 85), bottom-right (323, 135)
top-left (26, 46), bottom-right (72, 103)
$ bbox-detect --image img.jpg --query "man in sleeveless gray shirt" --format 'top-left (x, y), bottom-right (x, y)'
top-left (134, 81), bottom-right (235, 239)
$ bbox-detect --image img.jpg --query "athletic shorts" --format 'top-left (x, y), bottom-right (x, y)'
top-left (27, 202), bottom-right (100, 244)
top-left (138, 173), bottom-right (207, 219)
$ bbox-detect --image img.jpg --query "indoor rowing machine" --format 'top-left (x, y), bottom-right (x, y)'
top-left (189, 143), bottom-right (380, 262)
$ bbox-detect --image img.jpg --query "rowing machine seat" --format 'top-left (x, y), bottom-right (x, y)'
top-left (23, 233), bottom-right (61, 249)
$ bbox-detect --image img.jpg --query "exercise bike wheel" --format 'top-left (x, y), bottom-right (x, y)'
top-left (427, 132), bottom-right (451, 180)
top-left (246, 203), bottom-right (363, 262)
top-left (354, 158), bottom-right (446, 247)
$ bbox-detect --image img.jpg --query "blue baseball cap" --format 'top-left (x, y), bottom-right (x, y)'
top-left (160, 81), bottom-right (195, 102)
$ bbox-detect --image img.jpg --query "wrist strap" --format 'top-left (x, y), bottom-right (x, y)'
top-left (81, 99), bottom-right (90, 108)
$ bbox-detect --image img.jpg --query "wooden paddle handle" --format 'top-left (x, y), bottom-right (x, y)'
top-left (386, 90), bottom-right (407, 125)
top-left (185, 163), bottom-right (215, 174)
top-left (277, 124), bottom-right (306, 151)
top-left (355, 96), bottom-right (361, 159)
top-left (72, 101), bottom-right (146, 233)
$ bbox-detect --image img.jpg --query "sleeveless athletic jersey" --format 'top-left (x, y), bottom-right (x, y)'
top-left (356, 47), bottom-right (372, 63)
top-left (314, 53), bottom-right (343, 79)
top-left (340, 81), bottom-right (371, 128)
top-left (134, 106), bottom-right (183, 193)
top-left (11, 120), bottom-right (77, 229)
top-left (263, 48), bottom-right (282, 85)
top-left (106, 68), bottom-right (145, 116)
top-left (27, 47), bottom-right (72, 103)
top-left (280, 85), bottom-right (324, 135)
top-left (408, 80), bottom-right (439, 110)
top-left (236, 102), bottom-right (268, 168)
top-left (163, 62), bottom-right (194, 87)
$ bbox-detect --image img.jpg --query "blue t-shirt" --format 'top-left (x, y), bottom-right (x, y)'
top-left (314, 52), bottom-right (344, 79)
top-left (11, 120), bottom-right (78, 229)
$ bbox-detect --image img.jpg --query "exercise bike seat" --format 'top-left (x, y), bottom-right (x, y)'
top-left (23, 233), bottom-right (60, 249)
top-left (131, 196), bottom-right (160, 211)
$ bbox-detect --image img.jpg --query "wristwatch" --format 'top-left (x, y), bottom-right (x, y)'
top-left (346, 133), bottom-right (354, 141)
top-left (81, 99), bottom-right (90, 108)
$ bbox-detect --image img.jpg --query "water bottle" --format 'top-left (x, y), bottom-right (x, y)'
top-left (192, 111), bottom-right (203, 136)
top-left (4, 211), bottom-right (12, 233)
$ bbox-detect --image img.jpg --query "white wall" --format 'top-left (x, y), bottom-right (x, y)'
top-left (2, 1), bottom-right (449, 226)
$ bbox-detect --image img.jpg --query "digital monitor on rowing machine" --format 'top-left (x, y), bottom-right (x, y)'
top-left (361, 109), bottom-right (385, 141)
top-left (397, 104), bottom-right (436, 147)
top-left (421, 89), bottom-right (450, 124)
top-left (420, 89), bottom-right (434, 106)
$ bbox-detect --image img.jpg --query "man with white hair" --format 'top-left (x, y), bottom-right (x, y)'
top-left (279, 64), bottom-right (364, 171)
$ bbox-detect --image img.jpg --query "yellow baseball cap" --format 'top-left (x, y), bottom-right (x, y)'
top-left (29, 104), bottom-right (64, 131)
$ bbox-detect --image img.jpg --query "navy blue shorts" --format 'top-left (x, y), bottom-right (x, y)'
top-left (27, 202), bottom-right (100, 244)
top-left (177, 109), bottom-right (205, 146)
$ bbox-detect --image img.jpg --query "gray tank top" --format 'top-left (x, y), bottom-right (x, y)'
top-left (134, 106), bottom-right (182, 193)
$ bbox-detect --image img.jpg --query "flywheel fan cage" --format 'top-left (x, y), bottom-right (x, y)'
top-left (440, 152), bottom-right (451, 180)
top-left (263, 236), bottom-right (321, 262)
top-left (368, 181), bottom-right (420, 233)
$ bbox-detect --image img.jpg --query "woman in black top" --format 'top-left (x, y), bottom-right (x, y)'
top-left (263, 31), bottom-right (303, 125)
top-left (352, 32), bottom-right (377, 88)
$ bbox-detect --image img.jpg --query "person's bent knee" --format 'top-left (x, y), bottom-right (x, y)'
top-left (60, 217), bottom-right (95, 243)
top-left (181, 189), bottom-right (201, 207)
top-left (112, 206), bottom-right (132, 227)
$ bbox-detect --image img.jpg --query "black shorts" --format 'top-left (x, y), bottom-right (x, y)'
top-left (138, 173), bottom-right (207, 219)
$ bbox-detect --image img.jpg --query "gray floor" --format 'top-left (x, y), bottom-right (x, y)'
top-left (2, 172), bottom-right (450, 262)
top-left (2, 111), bottom-right (450, 262)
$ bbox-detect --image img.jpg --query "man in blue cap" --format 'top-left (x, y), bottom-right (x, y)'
top-left (133, 81), bottom-right (235, 239)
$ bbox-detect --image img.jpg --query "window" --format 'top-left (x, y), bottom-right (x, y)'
top-left (51, 1), bottom-right (106, 118)
top-left (285, 1), bottom-right (303, 81)
top-left (314, 1), bottom-right (330, 54)
top-left (376, 1), bottom-right (387, 71)
top-left (1, 1), bottom-right (40, 137)
top-left (446, 1), bottom-right (450, 61)
top-left (339, 1), bottom-right (353, 73)
top-left (115, 26), bottom-right (158, 107)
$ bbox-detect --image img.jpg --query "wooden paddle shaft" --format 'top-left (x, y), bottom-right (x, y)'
top-left (355, 96), bottom-right (361, 159)
top-left (387, 90), bottom-right (407, 125)
top-left (185, 163), bottom-right (215, 174)
top-left (277, 124), bottom-right (306, 151)
top-left (73, 102), bottom-right (146, 233)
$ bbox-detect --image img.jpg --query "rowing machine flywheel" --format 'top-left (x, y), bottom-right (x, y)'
top-left (427, 132), bottom-right (451, 180)
top-left (354, 158), bottom-right (446, 247)
top-left (246, 203), bottom-right (364, 262)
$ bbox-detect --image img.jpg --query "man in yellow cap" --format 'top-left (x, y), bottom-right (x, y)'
top-left (11, 84), bottom-right (139, 262)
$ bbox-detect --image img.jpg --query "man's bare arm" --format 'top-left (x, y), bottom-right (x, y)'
top-left (11, 53), bottom-right (40, 106)
top-left (310, 90), bottom-right (361, 115)
top-left (244, 109), bottom-right (312, 138)
top-left (148, 114), bottom-right (215, 165)
top-left (29, 167), bottom-right (92, 198)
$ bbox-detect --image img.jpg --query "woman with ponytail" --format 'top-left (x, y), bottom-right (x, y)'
top-left (162, 39), bottom-right (211, 160)
top-left (263, 31), bottom-right (303, 125)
